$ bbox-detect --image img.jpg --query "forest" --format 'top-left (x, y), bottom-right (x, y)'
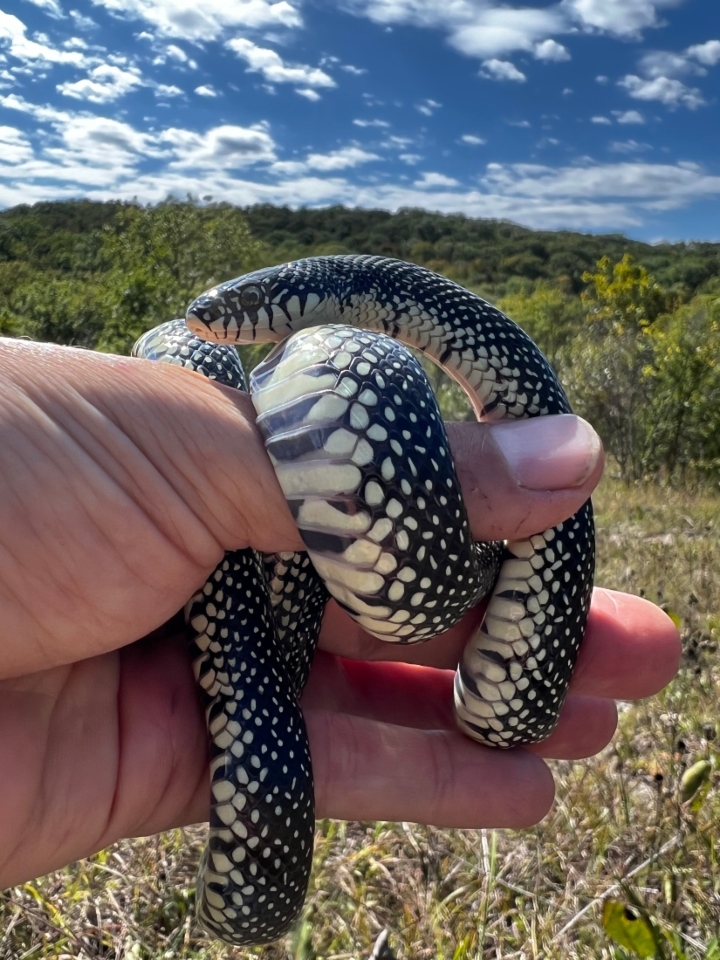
top-left (1, 197), bottom-right (719, 484)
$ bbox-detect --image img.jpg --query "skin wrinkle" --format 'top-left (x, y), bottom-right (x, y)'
top-left (0, 685), bottom-right (55, 878)
top-left (311, 707), bottom-right (554, 827)
top-left (103, 640), bottom-right (206, 844)
top-left (115, 357), bottom-right (294, 555)
top-left (0, 410), bottom-right (180, 667)
top-left (0, 593), bottom-right (680, 886)
top-left (18, 363), bottom-right (222, 574)
top-left (106, 356), bottom-right (299, 556)
top-left (39, 663), bottom-right (111, 864)
top-left (0, 414), bottom-right (103, 649)
top-left (305, 654), bottom-right (618, 760)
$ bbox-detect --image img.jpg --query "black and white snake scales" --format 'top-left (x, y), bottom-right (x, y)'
top-left (132, 255), bottom-right (595, 945)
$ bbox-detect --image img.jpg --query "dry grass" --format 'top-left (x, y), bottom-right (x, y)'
top-left (2, 473), bottom-right (720, 960)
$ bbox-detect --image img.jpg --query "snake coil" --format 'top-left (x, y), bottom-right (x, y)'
top-left (133, 255), bottom-right (594, 945)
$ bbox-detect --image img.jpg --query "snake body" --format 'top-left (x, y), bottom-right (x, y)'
top-left (134, 255), bottom-right (594, 945)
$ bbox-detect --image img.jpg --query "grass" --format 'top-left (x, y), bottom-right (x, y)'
top-left (2, 472), bottom-right (720, 960)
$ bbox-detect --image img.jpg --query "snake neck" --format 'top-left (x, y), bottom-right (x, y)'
top-left (315, 257), bottom-right (570, 422)
top-left (187, 255), bottom-right (570, 421)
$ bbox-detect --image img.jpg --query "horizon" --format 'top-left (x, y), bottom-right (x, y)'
top-left (1, 0), bottom-right (719, 244)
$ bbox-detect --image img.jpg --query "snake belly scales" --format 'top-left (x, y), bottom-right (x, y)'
top-left (131, 255), bottom-right (595, 946)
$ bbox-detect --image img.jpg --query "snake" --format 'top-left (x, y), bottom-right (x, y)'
top-left (132, 255), bottom-right (594, 946)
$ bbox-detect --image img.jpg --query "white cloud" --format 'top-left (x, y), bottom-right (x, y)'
top-left (268, 145), bottom-right (379, 176)
top-left (0, 11), bottom-right (88, 65)
top-left (534, 38), bottom-right (570, 61)
top-left (24, 0), bottom-right (64, 16)
top-left (0, 92), bottom-right (72, 122)
top-left (226, 38), bottom-right (335, 91)
top-left (507, 119), bottom-right (531, 128)
top-left (480, 159), bottom-right (720, 206)
top-left (154, 82), bottom-right (182, 97)
top-left (460, 134), bottom-right (486, 145)
top-left (305, 146), bottom-right (379, 171)
top-left (353, 118), bottom-right (390, 128)
top-left (619, 73), bottom-right (705, 109)
top-left (608, 139), bottom-right (652, 153)
top-left (58, 63), bottom-right (143, 102)
top-left (5, 111), bottom-right (720, 234)
top-left (452, 8), bottom-right (564, 58)
top-left (641, 50), bottom-right (693, 77)
top-left (638, 40), bottom-right (720, 80)
top-left (163, 122), bottom-right (277, 168)
top-left (153, 43), bottom-right (198, 68)
top-left (69, 9), bottom-right (99, 30)
top-left (57, 115), bottom-right (155, 160)
top-left (166, 43), bottom-right (189, 62)
top-left (591, 115), bottom-right (612, 124)
top-left (398, 153), bottom-right (422, 164)
top-left (416, 98), bottom-right (441, 115)
top-left (0, 125), bottom-right (34, 164)
top-left (342, 63), bottom-right (366, 75)
top-left (562, 0), bottom-right (684, 37)
top-left (414, 171), bottom-right (459, 188)
top-left (5, 114), bottom-right (162, 189)
top-left (480, 58), bottom-right (526, 82)
top-left (194, 83), bottom-right (218, 96)
top-left (384, 135), bottom-right (415, 149)
top-left (296, 87), bottom-right (320, 100)
top-left (344, 1), bottom-right (564, 59)
top-left (89, 0), bottom-right (302, 41)
top-left (687, 39), bottom-right (720, 66)
top-left (613, 109), bottom-right (645, 123)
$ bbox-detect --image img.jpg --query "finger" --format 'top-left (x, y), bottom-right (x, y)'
top-left (305, 653), bottom-right (617, 760)
top-left (308, 708), bottom-right (555, 828)
top-left (530, 694), bottom-right (617, 760)
top-left (319, 586), bottom-right (682, 701)
top-left (447, 416), bottom-right (603, 542)
top-left (569, 587), bottom-right (681, 699)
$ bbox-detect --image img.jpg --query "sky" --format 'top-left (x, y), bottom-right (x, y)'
top-left (1, 0), bottom-right (719, 242)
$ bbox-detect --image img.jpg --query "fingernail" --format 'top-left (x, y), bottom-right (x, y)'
top-left (492, 415), bottom-right (602, 491)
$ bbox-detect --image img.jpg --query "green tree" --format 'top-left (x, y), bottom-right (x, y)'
top-left (581, 253), bottom-right (666, 335)
top-left (98, 200), bottom-right (267, 353)
top-left (0, 269), bottom-right (106, 346)
top-left (566, 255), bottom-right (720, 482)
top-left (643, 295), bottom-right (720, 478)
top-left (564, 254), bottom-right (667, 480)
top-left (499, 281), bottom-right (583, 371)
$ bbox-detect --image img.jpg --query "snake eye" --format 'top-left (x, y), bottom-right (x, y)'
top-left (239, 284), bottom-right (264, 311)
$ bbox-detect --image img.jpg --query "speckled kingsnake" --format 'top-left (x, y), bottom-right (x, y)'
top-left (132, 255), bottom-right (594, 946)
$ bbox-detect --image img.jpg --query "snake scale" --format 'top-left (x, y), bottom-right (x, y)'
top-left (132, 255), bottom-right (594, 946)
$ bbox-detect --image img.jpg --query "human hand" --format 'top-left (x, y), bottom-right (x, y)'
top-left (0, 338), bottom-right (681, 889)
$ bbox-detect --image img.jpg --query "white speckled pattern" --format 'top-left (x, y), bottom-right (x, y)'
top-left (136, 253), bottom-right (595, 947)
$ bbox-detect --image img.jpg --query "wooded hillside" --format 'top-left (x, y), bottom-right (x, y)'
top-left (1, 198), bottom-right (718, 483)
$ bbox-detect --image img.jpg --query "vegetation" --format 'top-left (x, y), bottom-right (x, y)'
top-left (1, 474), bottom-right (719, 960)
top-left (1, 199), bottom-right (720, 957)
top-left (1, 197), bottom-right (719, 482)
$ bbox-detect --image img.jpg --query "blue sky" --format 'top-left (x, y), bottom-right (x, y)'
top-left (1, 0), bottom-right (719, 241)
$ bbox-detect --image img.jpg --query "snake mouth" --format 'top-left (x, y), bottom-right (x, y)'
top-left (186, 312), bottom-right (219, 340)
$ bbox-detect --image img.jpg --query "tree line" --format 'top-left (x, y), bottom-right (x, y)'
top-left (1, 198), bottom-right (718, 483)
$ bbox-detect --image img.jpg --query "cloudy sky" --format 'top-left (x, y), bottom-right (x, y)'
top-left (1, 0), bottom-right (719, 241)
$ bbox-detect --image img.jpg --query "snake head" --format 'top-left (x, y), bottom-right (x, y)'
top-left (186, 257), bottom-right (351, 343)
top-left (187, 259), bottom-right (333, 344)
top-left (186, 271), bottom-right (275, 343)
